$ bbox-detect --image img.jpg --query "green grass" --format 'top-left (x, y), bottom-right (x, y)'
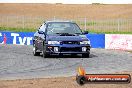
top-left (77, 21), bottom-right (126, 26)
top-left (0, 26), bottom-right (132, 34)
top-left (88, 30), bottom-right (132, 34)
top-left (0, 27), bottom-right (36, 32)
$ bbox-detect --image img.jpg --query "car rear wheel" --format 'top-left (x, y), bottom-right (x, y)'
top-left (33, 43), bottom-right (40, 56)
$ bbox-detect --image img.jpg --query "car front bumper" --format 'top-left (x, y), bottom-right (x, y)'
top-left (45, 44), bottom-right (90, 54)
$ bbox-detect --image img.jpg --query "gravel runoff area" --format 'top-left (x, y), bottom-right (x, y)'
top-left (0, 44), bottom-right (132, 88)
top-left (0, 44), bottom-right (132, 80)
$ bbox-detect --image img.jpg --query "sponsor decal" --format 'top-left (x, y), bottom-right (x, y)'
top-left (0, 32), bottom-right (34, 45)
top-left (76, 67), bottom-right (131, 85)
top-left (11, 33), bottom-right (33, 45)
top-left (0, 33), bottom-right (7, 44)
top-left (105, 34), bottom-right (132, 50)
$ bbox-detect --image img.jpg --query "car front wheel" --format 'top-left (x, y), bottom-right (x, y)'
top-left (33, 43), bottom-right (40, 56)
top-left (82, 53), bottom-right (89, 58)
top-left (42, 46), bottom-right (49, 58)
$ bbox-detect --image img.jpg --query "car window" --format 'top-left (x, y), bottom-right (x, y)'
top-left (46, 22), bottom-right (82, 35)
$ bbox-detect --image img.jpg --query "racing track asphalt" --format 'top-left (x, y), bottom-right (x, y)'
top-left (0, 44), bottom-right (132, 80)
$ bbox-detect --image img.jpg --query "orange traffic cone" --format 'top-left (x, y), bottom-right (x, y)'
top-left (78, 66), bottom-right (86, 76)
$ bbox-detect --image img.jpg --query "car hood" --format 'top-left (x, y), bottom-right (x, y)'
top-left (46, 35), bottom-right (88, 41)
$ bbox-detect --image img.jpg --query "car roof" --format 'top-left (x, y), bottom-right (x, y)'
top-left (44, 20), bottom-right (75, 24)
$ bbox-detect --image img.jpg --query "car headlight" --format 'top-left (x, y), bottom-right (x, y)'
top-left (80, 41), bottom-right (90, 44)
top-left (48, 41), bottom-right (60, 44)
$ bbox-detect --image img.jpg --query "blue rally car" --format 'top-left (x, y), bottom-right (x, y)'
top-left (33, 20), bottom-right (91, 58)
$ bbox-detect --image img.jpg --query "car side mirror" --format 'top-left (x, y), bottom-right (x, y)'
top-left (83, 31), bottom-right (89, 34)
top-left (38, 30), bottom-right (46, 40)
top-left (38, 30), bottom-right (45, 34)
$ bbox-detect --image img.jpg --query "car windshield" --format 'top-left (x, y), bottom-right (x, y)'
top-left (46, 22), bottom-right (82, 35)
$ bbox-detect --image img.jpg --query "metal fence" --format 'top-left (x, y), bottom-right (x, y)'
top-left (0, 15), bottom-right (132, 32)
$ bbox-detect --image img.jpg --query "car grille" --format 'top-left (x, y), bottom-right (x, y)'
top-left (62, 41), bottom-right (79, 44)
top-left (60, 47), bottom-right (81, 52)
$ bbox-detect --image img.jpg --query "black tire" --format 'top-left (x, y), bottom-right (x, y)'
top-left (76, 75), bottom-right (86, 85)
top-left (59, 53), bottom-right (63, 57)
top-left (82, 53), bottom-right (89, 58)
top-left (71, 54), bottom-right (77, 57)
top-left (33, 43), bottom-right (40, 56)
top-left (42, 45), bottom-right (49, 58)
